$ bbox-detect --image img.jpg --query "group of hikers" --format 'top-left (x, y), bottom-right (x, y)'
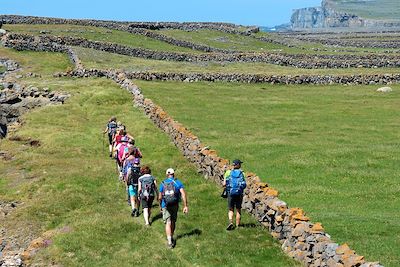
top-left (103, 116), bottom-right (247, 248)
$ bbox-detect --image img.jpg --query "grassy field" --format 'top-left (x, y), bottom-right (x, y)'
top-left (159, 29), bottom-right (286, 52)
top-left (330, 0), bottom-right (400, 20)
top-left (136, 80), bottom-right (400, 267)
top-left (2, 24), bottom-right (196, 53)
top-left (0, 48), bottom-right (299, 266)
top-left (73, 46), bottom-right (400, 76)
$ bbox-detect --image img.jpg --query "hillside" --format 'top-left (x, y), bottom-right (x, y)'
top-left (330, 0), bottom-right (400, 20)
top-left (291, 0), bottom-right (400, 30)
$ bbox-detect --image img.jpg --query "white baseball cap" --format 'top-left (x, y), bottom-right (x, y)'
top-left (166, 168), bottom-right (175, 175)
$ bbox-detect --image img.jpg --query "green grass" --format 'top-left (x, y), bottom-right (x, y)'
top-left (159, 29), bottom-right (287, 52)
top-left (3, 24), bottom-right (196, 53)
top-left (330, 0), bottom-right (400, 20)
top-left (0, 46), bottom-right (71, 76)
top-left (0, 65), bottom-right (5, 74)
top-left (0, 49), bottom-right (298, 266)
top-left (74, 46), bottom-right (400, 76)
top-left (136, 80), bottom-right (400, 267)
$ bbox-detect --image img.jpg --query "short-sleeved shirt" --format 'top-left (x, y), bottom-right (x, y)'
top-left (159, 177), bottom-right (184, 208)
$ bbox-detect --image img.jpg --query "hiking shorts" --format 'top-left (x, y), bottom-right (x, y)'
top-left (162, 204), bottom-right (179, 224)
top-left (141, 196), bottom-right (154, 209)
top-left (228, 194), bottom-right (243, 210)
top-left (128, 185), bottom-right (138, 197)
top-left (107, 134), bottom-right (113, 145)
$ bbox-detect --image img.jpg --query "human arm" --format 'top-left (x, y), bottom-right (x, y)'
top-left (180, 188), bottom-right (188, 214)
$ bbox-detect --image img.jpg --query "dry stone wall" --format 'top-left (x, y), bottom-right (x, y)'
top-left (124, 71), bottom-right (400, 85)
top-left (4, 33), bottom-right (400, 69)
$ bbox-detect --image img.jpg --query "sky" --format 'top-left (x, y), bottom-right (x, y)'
top-left (0, 0), bottom-right (322, 26)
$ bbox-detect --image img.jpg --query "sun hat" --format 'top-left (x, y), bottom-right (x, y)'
top-left (166, 168), bottom-right (175, 175)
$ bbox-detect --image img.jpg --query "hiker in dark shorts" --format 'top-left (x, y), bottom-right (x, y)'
top-left (223, 159), bottom-right (246, 231)
top-left (138, 166), bottom-right (158, 226)
top-left (159, 168), bottom-right (188, 248)
top-left (103, 116), bottom-right (117, 157)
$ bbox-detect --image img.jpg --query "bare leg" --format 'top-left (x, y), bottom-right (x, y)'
top-left (143, 208), bottom-right (150, 225)
top-left (236, 210), bottom-right (241, 226)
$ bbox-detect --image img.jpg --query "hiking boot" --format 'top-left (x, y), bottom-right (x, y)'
top-left (226, 223), bottom-right (234, 231)
top-left (167, 242), bottom-right (174, 249)
top-left (135, 210), bottom-right (140, 217)
top-left (131, 209), bottom-right (136, 217)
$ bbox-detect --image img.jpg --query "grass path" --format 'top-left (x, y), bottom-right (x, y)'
top-left (0, 51), bottom-right (299, 266)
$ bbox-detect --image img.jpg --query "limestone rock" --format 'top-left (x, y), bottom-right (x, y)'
top-left (376, 86), bottom-right (392, 93)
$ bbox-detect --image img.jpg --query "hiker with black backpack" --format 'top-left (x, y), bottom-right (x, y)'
top-left (138, 166), bottom-right (158, 226)
top-left (159, 168), bottom-right (188, 249)
top-left (223, 159), bottom-right (246, 231)
top-left (103, 116), bottom-right (117, 157)
top-left (126, 157), bottom-right (142, 217)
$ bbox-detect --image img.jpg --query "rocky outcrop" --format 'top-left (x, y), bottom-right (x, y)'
top-left (0, 60), bottom-right (70, 139)
top-left (291, 0), bottom-right (400, 29)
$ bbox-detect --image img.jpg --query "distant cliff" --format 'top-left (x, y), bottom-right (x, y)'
top-left (291, 0), bottom-right (400, 29)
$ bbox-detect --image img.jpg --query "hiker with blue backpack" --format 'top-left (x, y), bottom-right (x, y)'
top-left (159, 168), bottom-right (188, 249)
top-left (223, 159), bottom-right (246, 231)
top-left (103, 116), bottom-right (117, 157)
top-left (138, 166), bottom-right (158, 226)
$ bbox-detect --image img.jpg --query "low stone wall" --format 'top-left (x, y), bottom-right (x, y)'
top-left (0, 15), bottom-right (258, 34)
top-left (124, 71), bottom-right (400, 85)
top-left (4, 33), bottom-right (400, 69)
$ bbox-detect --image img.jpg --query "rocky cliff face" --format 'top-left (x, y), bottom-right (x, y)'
top-left (291, 0), bottom-right (400, 29)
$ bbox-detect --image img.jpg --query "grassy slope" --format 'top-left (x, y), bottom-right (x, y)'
top-left (2, 24), bottom-right (196, 53)
top-left (0, 48), bottom-right (298, 266)
top-left (136, 80), bottom-right (400, 267)
top-left (73, 46), bottom-right (400, 76)
top-left (330, 0), bottom-right (400, 20)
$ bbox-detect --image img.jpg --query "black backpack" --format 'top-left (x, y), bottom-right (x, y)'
top-left (128, 166), bottom-right (141, 186)
top-left (162, 180), bottom-right (179, 206)
top-left (140, 175), bottom-right (156, 200)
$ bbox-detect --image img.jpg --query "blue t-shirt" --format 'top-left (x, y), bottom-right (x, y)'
top-left (159, 177), bottom-right (184, 208)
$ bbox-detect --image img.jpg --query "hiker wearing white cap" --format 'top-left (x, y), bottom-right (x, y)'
top-left (159, 168), bottom-right (188, 249)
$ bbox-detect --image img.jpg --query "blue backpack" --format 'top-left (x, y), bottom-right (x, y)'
top-left (228, 169), bottom-right (246, 196)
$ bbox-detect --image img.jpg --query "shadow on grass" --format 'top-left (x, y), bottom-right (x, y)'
top-left (151, 212), bottom-right (163, 223)
top-left (177, 229), bottom-right (202, 240)
top-left (238, 223), bottom-right (259, 228)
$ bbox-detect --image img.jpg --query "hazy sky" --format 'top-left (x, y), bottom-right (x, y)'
top-left (1, 0), bottom-right (322, 26)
